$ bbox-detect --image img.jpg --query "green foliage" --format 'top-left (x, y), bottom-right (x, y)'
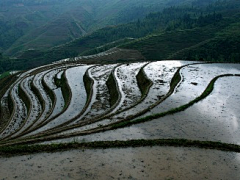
top-left (54, 73), bottom-right (71, 109)
top-left (106, 71), bottom-right (119, 107)
top-left (1, 0), bottom-right (240, 73)
top-left (136, 66), bottom-right (153, 97)
top-left (0, 19), bottom-right (26, 50)
top-left (119, 0), bottom-right (240, 62)
top-left (0, 71), bottom-right (10, 80)
top-left (1, 138), bottom-right (240, 156)
top-left (0, 0), bottom-right (199, 57)
top-left (0, 0), bottom-right (94, 55)
top-left (83, 69), bottom-right (94, 104)
top-left (171, 22), bottom-right (240, 62)
top-left (80, 38), bottom-right (135, 56)
top-left (121, 26), bottom-right (216, 60)
top-left (0, 74), bottom-right (18, 101)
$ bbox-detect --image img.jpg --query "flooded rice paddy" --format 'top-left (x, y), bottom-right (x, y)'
top-left (61, 75), bottom-right (240, 145)
top-left (112, 62), bottom-right (146, 112)
top-left (0, 146), bottom-right (239, 180)
top-left (146, 63), bottom-right (240, 115)
top-left (1, 61), bottom-right (240, 142)
top-left (0, 59), bottom-right (240, 179)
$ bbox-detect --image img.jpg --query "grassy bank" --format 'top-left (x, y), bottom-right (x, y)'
top-left (1, 138), bottom-right (240, 156)
top-left (54, 72), bottom-right (71, 109)
top-left (106, 70), bottom-right (120, 107)
top-left (136, 65), bottom-right (153, 97)
top-left (0, 72), bottom-right (10, 80)
top-left (0, 74), bottom-right (19, 132)
top-left (83, 69), bottom-right (94, 104)
top-left (0, 74), bottom-right (18, 99)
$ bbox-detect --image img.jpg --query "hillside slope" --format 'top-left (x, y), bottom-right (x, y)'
top-left (1, 0), bottom-right (239, 74)
top-left (121, 20), bottom-right (240, 62)
top-left (1, 0), bottom-right (198, 56)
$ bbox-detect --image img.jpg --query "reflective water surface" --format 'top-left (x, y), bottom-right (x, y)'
top-left (71, 76), bottom-right (240, 145)
top-left (47, 65), bottom-right (240, 144)
top-left (0, 146), bottom-right (239, 180)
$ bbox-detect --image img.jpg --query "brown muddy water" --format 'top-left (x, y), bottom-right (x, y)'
top-left (0, 146), bottom-right (239, 180)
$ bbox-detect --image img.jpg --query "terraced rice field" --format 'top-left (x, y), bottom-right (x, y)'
top-left (0, 59), bottom-right (240, 179)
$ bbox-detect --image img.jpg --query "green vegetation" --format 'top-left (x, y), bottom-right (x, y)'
top-left (121, 27), bottom-right (216, 60)
top-left (0, 0), bottom-right (92, 56)
top-left (0, 93), bottom-right (13, 131)
top-left (1, 138), bottom-right (240, 156)
top-left (0, 74), bottom-right (16, 99)
top-left (170, 68), bottom-right (182, 89)
top-left (136, 65), bottom-right (153, 97)
top-left (83, 69), bottom-right (94, 104)
top-left (120, 0), bottom-right (240, 62)
top-left (0, 0), bottom-right (195, 58)
top-left (0, 72), bottom-right (10, 80)
top-left (80, 38), bottom-right (135, 56)
top-left (54, 72), bottom-right (71, 109)
top-left (0, 74), bottom-right (18, 129)
top-left (106, 70), bottom-right (120, 107)
top-left (169, 22), bottom-right (240, 62)
top-left (1, 0), bottom-right (240, 74)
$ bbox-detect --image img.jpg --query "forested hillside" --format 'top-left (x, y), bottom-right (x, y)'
top-left (0, 0), bottom-right (196, 57)
top-left (1, 0), bottom-right (239, 74)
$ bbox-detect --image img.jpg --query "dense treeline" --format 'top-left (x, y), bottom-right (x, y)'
top-left (169, 23), bottom-right (240, 62)
top-left (0, 53), bottom-right (10, 73)
top-left (83, 5), bottom-right (225, 41)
